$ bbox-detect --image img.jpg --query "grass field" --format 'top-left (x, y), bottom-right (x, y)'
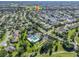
top-left (35, 40), bottom-right (77, 57)
top-left (36, 51), bottom-right (77, 57)
top-left (68, 29), bottom-right (76, 40)
top-left (51, 52), bottom-right (77, 57)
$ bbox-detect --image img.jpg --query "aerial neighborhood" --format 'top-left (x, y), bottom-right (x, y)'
top-left (0, 1), bottom-right (79, 57)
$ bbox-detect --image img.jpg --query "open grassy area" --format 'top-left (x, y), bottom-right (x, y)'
top-left (76, 37), bottom-right (79, 44)
top-left (68, 29), bottom-right (76, 39)
top-left (51, 52), bottom-right (77, 57)
top-left (36, 40), bottom-right (77, 57)
top-left (36, 51), bottom-right (76, 57)
top-left (56, 41), bottom-right (64, 51)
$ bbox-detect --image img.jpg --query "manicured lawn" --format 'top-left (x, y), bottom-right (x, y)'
top-left (57, 41), bottom-right (65, 51)
top-left (36, 51), bottom-right (77, 57)
top-left (76, 37), bottom-right (79, 44)
top-left (68, 29), bottom-right (76, 41)
top-left (35, 40), bottom-right (77, 57)
top-left (51, 52), bottom-right (77, 57)
top-left (68, 29), bottom-right (75, 39)
top-left (36, 40), bottom-right (76, 57)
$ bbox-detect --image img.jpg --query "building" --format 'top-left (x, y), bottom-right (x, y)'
top-left (27, 33), bottom-right (41, 43)
top-left (35, 5), bottom-right (39, 12)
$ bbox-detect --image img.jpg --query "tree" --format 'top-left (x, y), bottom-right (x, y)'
top-left (49, 48), bottom-right (52, 56)
top-left (20, 29), bottom-right (27, 41)
top-left (0, 49), bottom-right (7, 57)
top-left (40, 41), bottom-right (53, 55)
top-left (75, 45), bottom-right (79, 57)
top-left (62, 41), bottom-right (74, 52)
top-left (55, 45), bottom-right (58, 52)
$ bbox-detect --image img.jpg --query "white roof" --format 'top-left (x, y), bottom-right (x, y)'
top-left (27, 34), bottom-right (40, 43)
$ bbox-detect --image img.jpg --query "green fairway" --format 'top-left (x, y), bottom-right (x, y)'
top-left (51, 52), bottom-right (77, 57)
top-left (68, 29), bottom-right (75, 39)
top-left (36, 51), bottom-right (77, 57)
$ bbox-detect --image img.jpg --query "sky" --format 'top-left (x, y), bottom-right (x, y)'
top-left (0, 0), bottom-right (79, 1)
